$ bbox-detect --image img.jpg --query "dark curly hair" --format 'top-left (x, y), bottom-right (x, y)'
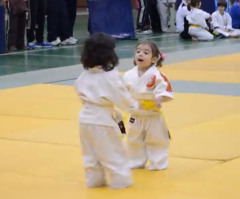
top-left (217, 0), bottom-right (227, 8)
top-left (134, 40), bottom-right (164, 67)
top-left (80, 32), bottom-right (119, 71)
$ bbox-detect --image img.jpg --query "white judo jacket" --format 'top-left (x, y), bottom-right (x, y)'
top-left (212, 10), bottom-right (233, 30)
top-left (75, 67), bottom-right (137, 127)
top-left (211, 10), bottom-right (240, 37)
top-left (176, 1), bottom-right (190, 33)
top-left (123, 65), bottom-right (173, 116)
top-left (186, 7), bottom-right (214, 40)
top-left (186, 7), bottom-right (211, 29)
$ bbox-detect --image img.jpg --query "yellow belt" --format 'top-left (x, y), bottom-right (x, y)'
top-left (139, 100), bottom-right (171, 139)
top-left (139, 100), bottom-right (162, 113)
top-left (190, 24), bottom-right (200, 28)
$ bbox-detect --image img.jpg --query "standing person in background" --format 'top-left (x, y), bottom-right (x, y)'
top-left (27, 0), bottom-right (52, 49)
top-left (64, 0), bottom-right (78, 43)
top-left (230, 0), bottom-right (240, 29)
top-left (4, 0), bottom-right (28, 51)
top-left (136, 0), bottom-right (153, 34)
top-left (0, 0), bottom-right (6, 53)
top-left (156, 0), bottom-right (176, 33)
top-left (47, 0), bottom-right (77, 46)
top-left (149, 0), bottom-right (162, 32)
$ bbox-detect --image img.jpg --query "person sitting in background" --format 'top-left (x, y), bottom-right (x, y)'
top-left (230, 0), bottom-right (240, 29)
top-left (176, 0), bottom-right (191, 39)
top-left (187, 0), bottom-right (214, 41)
top-left (212, 0), bottom-right (240, 37)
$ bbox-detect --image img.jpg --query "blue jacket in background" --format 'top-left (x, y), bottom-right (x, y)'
top-left (230, 0), bottom-right (240, 29)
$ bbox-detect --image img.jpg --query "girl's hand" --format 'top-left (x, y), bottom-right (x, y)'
top-left (155, 96), bottom-right (163, 109)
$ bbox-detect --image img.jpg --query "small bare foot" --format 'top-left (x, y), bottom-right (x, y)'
top-left (191, 36), bottom-right (199, 41)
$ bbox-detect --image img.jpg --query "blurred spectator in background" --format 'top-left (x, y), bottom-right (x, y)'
top-left (136, 0), bottom-right (152, 34)
top-left (47, 0), bottom-right (77, 46)
top-left (27, 0), bottom-right (52, 49)
top-left (186, 0), bottom-right (214, 41)
top-left (4, 0), bottom-right (28, 51)
top-left (149, 0), bottom-right (162, 32)
top-left (212, 0), bottom-right (240, 37)
top-left (156, 0), bottom-right (176, 32)
top-left (176, 0), bottom-right (192, 39)
top-left (65, 0), bottom-right (78, 43)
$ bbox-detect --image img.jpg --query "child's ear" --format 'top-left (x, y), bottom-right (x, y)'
top-left (152, 57), bottom-right (158, 64)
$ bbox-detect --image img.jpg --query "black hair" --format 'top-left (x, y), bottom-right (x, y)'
top-left (217, 0), bottom-right (227, 8)
top-left (188, 0), bottom-right (201, 11)
top-left (80, 32), bottom-right (119, 71)
top-left (134, 40), bottom-right (164, 67)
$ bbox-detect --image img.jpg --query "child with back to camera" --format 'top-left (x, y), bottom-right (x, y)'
top-left (186, 0), bottom-right (214, 41)
top-left (75, 33), bottom-right (139, 189)
top-left (123, 40), bottom-right (174, 171)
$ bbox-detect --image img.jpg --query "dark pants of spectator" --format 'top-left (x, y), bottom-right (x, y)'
top-left (149, 0), bottom-right (161, 32)
top-left (65, 0), bottom-right (77, 37)
top-left (136, 0), bottom-right (151, 30)
top-left (27, 0), bottom-right (47, 43)
top-left (47, 0), bottom-right (70, 42)
top-left (7, 11), bottom-right (26, 50)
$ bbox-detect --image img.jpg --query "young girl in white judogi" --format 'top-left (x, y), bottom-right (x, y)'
top-left (75, 33), bottom-right (138, 189)
top-left (186, 0), bottom-right (214, 41)
top-left (123, 40), bottom-right (174, 171)
top-left (212, 1), bottom-right (240, 38)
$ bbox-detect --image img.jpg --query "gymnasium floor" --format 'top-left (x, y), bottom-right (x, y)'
top-left (0, 12), bottom-right (240, 199)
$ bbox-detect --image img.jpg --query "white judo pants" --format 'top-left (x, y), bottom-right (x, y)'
top-left (214, 28), bottom-right (240, 38)
top-left (79, 123), bottom-right (132, 189)
top-left (156, 0), bottom-right (169, 32)
top-left (127, 114), bottom-right (170, 170)
top-left (189, 27), bottom-right (214, 41)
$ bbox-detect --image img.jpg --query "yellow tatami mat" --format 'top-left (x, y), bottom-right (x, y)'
top-left (170, 113), bottom-right (240, 160)
top-left (0, 115), bottom-right (62, 136)
top-left (0, 85), bottom-right (81, 120)
top-left (169, 158), bottom-right (240, 199)
top-left (162, 53), bottom-right (240, 83)
top-left (0, 83), bottom-right (239, 199)
top-left (163, 93), bottom-right (240, 129)
top-left (2, 119), bottom-right (80, 145)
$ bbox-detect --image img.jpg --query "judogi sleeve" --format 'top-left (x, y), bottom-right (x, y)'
top-left (211, 12), bottom-right (221, 28)
top-left (104, 70), bottom-right (138, 110)
top-left (154, 72), bottom-right (174, 101)
top-left (199, 10), bottom-right (211, 28)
